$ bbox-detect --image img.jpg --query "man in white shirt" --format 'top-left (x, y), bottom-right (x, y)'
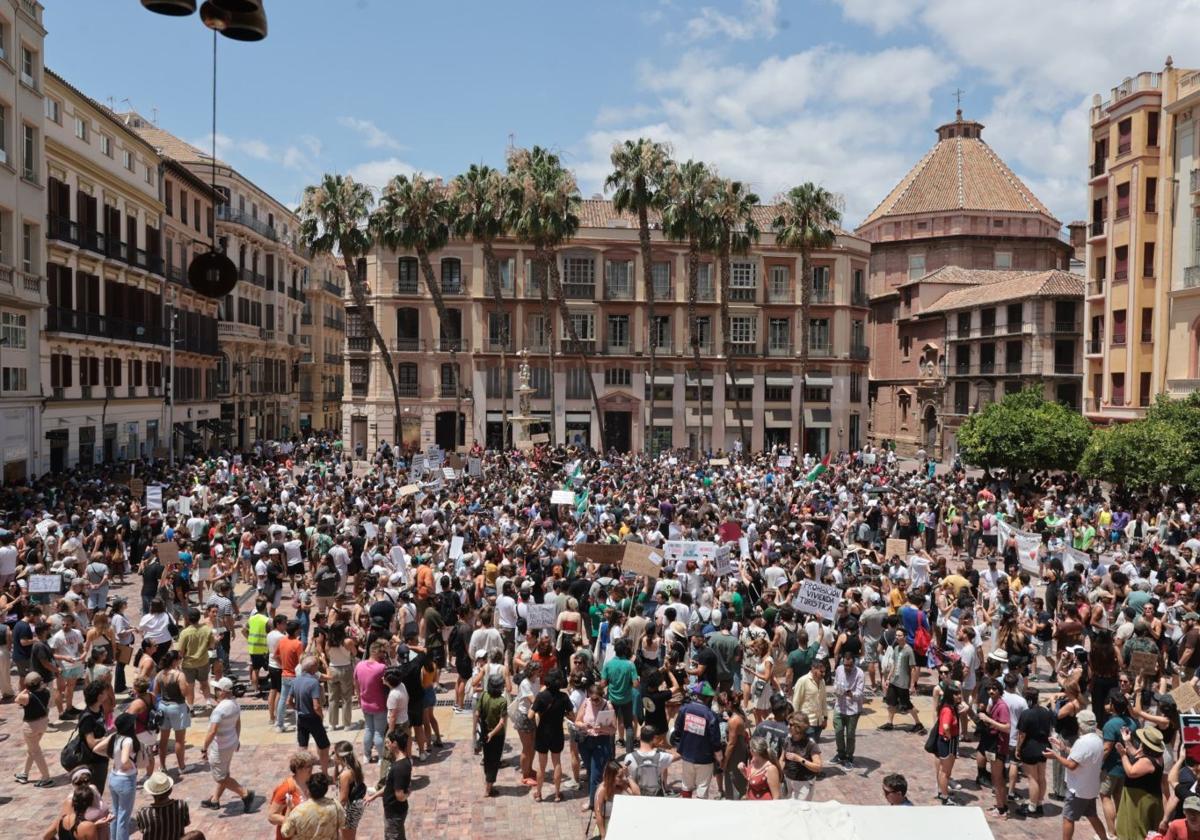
top-left (0, 534), bottom-right (19, 586)
top-left (1001, 672), bottom-right (1028, 800)
top-left (1045, 709), bottom-right (1106, 840)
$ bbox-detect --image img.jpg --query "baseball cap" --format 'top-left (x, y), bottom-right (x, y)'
top-left (1186, 796), bottom-right (1200, 813)
top-left (212, 677), bottom-right (233, 693)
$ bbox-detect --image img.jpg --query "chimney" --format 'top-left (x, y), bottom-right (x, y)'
top-left (1067, 220), bottom-right (1087, 259)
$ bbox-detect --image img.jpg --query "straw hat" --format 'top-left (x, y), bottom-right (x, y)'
top-left (143, 771), bottom-right (174, 796)
top-left (1135, 726), bottom-right (1165, 753)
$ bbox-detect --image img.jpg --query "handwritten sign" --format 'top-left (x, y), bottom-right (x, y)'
top-left (792, 579), bottom-right (840, 621)
top-left (442, 467), bottom-right (458, 481)
top-left (574, 543), bottom-right (625, 565)
top-left (739, 536), bottom-right (751, 560)
top-left (664, 541), bottom-right (717, 563)
top-left (1172, 682), bottom-right (1200, 713)
top-left (777, 455), bottom-right (793, 468)
top-left (449, 536), bottom-right (464, 560)
top-left (708, 458), bottom-right (730, 467)
top-left (531, 433), bottom-right (550, 444)
top-left (157, 540), bottom-right (180, 567)
top-left (446, 452), bottom-right (464, 470)
top-left (527, 603), bottom-right (557, 630)
top-left (1130, 650), bottom-right (1159, 677)
top-left (885, 539), bottom-right (908, 561)
top-left (145, 484), bottom-right (163, 511)
top-left (621, 542), bottom-right (663, 579)
top-left (398, 483), bottom-right (420, 498)
top-left (550, 490), bottom-right (576, 506)
top-left (28, 574), bottom-right (62, 594)
top-left (714, 544), bottom-right (733, 577)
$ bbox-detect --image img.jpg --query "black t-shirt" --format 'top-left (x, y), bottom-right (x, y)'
top-left (12, 619), bottom-right (34, 663)
top-left (78, 707), bottom-right (107, 761)
top-left (369, 595), bottom-right (396, 629)
top-left (31, 639), bottom-right (55, 679)
top-left (531, 689), bottom-right (571, 741)
top-left (254, 503), bottom-right (270, 527)
top-left (693, 646), bottom-right (720, 686)
top-left (753, 719), bottom-right (790, 763)
top-left (642, 688), bottom-right (672, 733)
top-left (383, 756), bottom-right (412, 819)
top-left (1017, 705), bottom-right (1056, 755)
top-left (142, 560), bottom-right (164, 597)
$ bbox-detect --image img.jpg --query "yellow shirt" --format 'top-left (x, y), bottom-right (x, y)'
top-left (791, 673), bottom-right (827, 727)
top-left (888, 588), bottom-right (906, 616)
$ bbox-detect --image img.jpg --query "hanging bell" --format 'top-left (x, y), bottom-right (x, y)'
top-left (188, 250), bottom-right (239, 298)
top-left (141, 0), bottom-right (196, 14)
top-left (208, 0), bottom-right (259, 11)
top-left (200, 0), bottom-right (267, 41)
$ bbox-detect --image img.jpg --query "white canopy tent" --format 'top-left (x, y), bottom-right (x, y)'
top-left (605, 796), bottom-right (994, 840)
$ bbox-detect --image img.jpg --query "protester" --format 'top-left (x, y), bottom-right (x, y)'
top-left (135, 771), bottom-right (191, 840)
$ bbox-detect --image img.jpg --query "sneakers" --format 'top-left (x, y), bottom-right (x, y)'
top-left (937, 794), bottom-right (960, 806)
top-left (911, 724), bottom-right (928, 735)
top-left (200, 799), bottom-right (220, 810)
top-left (975, 773), bottom-right (991, 788)
top-left (242, 790), bottom-right (255, 813)
top-left (879, 723), bottom-right (895, 731)
top-left (985, 807), bottom-right (1008, 820)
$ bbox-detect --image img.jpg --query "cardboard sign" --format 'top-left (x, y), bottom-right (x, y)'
top-left (28, 574), bottom-right (62, 594)
top-left (551, 490), bottom-right (576, 506)
top-left (885, 539), bottom-right (908, 561)
top-left (527, 603), bottom-right (557, 630)
top-left (1130, 650), bottom-right (1159, 677)
top-left (129, 478), bottom-right (145, 500)
top-left (145, 484), bottom-right (163, 511)
top-left (468, 457), bottom-right (482, 478)
top-left (157, 540), bottom-right (180, 567)
top-left (621, 542), bottom-right (663, 579)
top-left (446, 452), bottom-right (464, 470)
top-left (792, 579), bottom-right (840, 621)
top-left (1171, 682), bottom-right (1200, 713)
top-left (574, 543), bottom-right (625, 565)
top-left (531, 433), bottom-right (550, 444)
top-left (398, 483), bottom-right (420, 498)
top-left (449, 535), bottom-right (464, 560)
top-left (709, 458), bottom-right (730, 467)
top-left (352, 460), bottom-right (370, 478)
top-left (1183, 714), bottom-right (1200, 763)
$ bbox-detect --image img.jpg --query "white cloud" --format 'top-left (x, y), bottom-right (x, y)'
top-left (338, 116), bottom-right (404, 152)
top-left (191, 133), bottom-right (316, 172)
top-left (833, 0), bottom-right (922, 34)
top-left (683, 0), bottom-right (780, 41)
top-left (347, 157), bottom-right (424, 191)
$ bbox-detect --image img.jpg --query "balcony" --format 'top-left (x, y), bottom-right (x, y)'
top-left (287, 287), bottom-right (305, 302)
top-left (484, 338), bottom-right (514, 352)
top-left (437, 338), bottom-right (463, 352)
top-left (299, 390), bottom-right (314, 402)
top-left (217, 321), bottom-right (258, 341)
top-left (239, 268), bottom-right (267, 289)
top-left (1090, 160), bottom-right (1107, 179)
top-left (767, 286), bottom-right (792, 304)
top-left (46, 307), bottom-right (166, 345)
top-left (808, 342), bottom-right (833, 357)
top-left (1005, 359), bottom-right (1024, 374)
top-left (47, 214), bottom-right (78, 245)
top-left (0, 263), bottom-right (42, 302)
top-left (1114, 268), bottom-right (1128, 282)
top-left (605, 282), bottom-right (633, 300)
top-left (766, 342), bottom-right (793, 357)
top-left (484, 280), bottom-right (515, 298)
top-left (393, 337), bottom-right (422, 352)
top-left (562, 283), bottom-right (595, 300)
top-left (301, 312), bottom-right (313, 325)
top-left (980, 323), bottom-right (996, 337)
top-left (397, 382), bottom-right (419, 398)
top-left (810, 288), bottom-right (833, 305)
top-left (324, 316), bottom-right (344, 330)
top-left (730, 343), bottom-right (758, 356)
top-left (351, 382), bottom-right (368, 398)
top-left (728, 287), bottom-right (756, 303)
top-left (1184, 266), bottom-right (1200, 289)
top-left (396, 278), bottom-right (420, 295)
top-left (652, 282), bottom-right (671, 301)
top-left (697, 286), bottom-right (716, 302)
top-left (602, 340), bottom-right (629, 355)
top-left (1087, 279), bottom-right (1105, 297)
top-left (286, 335), bottom-right (297, 346)
top-left (166, 263), bottom-right (186, 285)
top-left (440, 279), bottom-right (464, 296)
top-left (851, 289), bottom-right (869, 307)
top-left (979, 361), bottom-right (996, 374)
top-left (323, 280), bottom-right (344, 296)
top-left (1086, 338), bottom-right (1103, 355)
top-left (850, 344), bottom-right (870, 360)
top-left (1089, 220), bottom-right (1106, 238)
top-left (1191, 169), bottom-right (1200, 194)
top-left (216, 205), bottom-right (278, 241)
top-left (1167, 378), bottom-right (1200, 397)
top-left (1053, 320), bottom-right (1081, 333)
top-left (347, 336), bottom-right (371, 352)
top-left (562, 338), bottom-right (596, 354)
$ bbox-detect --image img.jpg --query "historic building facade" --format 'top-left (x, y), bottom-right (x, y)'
top-left (857, 111), bottom-right (1073, 457)
top-left (300, 253), bottom-right (345, 433)
top-left (344, 200), bottom-right (870, 456)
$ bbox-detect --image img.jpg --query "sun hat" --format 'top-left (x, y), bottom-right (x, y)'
top-left (987, 649), bottom-right (1009, 663)
top-left (143, 771), bottom-right (174, 796)
top-left (1136, 726), bottom-right (1165, 753)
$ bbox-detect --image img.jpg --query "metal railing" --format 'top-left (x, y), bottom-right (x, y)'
top-left (728, 287), bottom-right (756, 302)
top-left (324, 353), bottom-right (343, 365)
top-left (216, 205), bottom-right (278, 241)
top-left (605, 282), bottom-right (633, 300)
top-left (1184, 266), bottom-right (1200, 289)
top-left (1090, 220), bottom-right (1106, 237)
top-left (809, 342), bottom-right (833, 357)
top-left (484, 338), bottom-right (514, 352)
top-left (324, 316), bottom-right (344, 330)
top-left (1053, 321), bottom-right (1081, 333)
top-left (440, 279), bottom-right (463, 295)
top-left (437, 338), bottom-right (463, 352)
top-left (324, 280), bottom-right (344, 296)
top-left (1091, 161), bottom-right (1107, 178)
top-left (1086, 338), bottom-right (1103, 354)
top-left (850, 344), bottom-right (870, 360)
top-left (239, 268), bottom-right (267, 288)
top-left (562, 283), bottom-right (595, 300)
top-left (810, 288), bottom-right (834, 304)
top-left (301, 312), bottom-right (313, 325)
top-left (393, 337), bottom-right (421, 351)
top-left (397, 382), bottom-right (418, 397)
top-left (395, 278), bottom-right (420, 294)
top-left (1087, 279), bottom-right (1105, 296)
top-left (767, 286), bottom-right (792, 303)
top-left (347, 336), bottom-right (371, 352)
top-left (562, 338), bottom-right (596, 354)
top-left (851, 290), bottom-right (869, 307)
top-left (730, 343), bottom-right (758, 356)
top-left (46, 307), bottom-right (166, 345)
top-left (351, 383), bottom-right (368, 397)
top-left (766, 342), bottom-right (793, 357)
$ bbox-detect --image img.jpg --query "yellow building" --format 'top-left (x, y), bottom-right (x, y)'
top-left (1163, 66), bottom-right (1200, 396)
top-left (300, 252), bottom-right (345, 433)
top-left (1084, 63), bottom-right (1199, 417)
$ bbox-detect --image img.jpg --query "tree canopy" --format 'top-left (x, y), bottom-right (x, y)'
top-left (956, 387), bottom-right (1092, 473)
top-left (1079, 393), bottom-right (1200, 489)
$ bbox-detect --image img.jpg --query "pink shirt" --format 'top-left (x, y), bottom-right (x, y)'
top-left (354, 659), bottom-right (387, 713)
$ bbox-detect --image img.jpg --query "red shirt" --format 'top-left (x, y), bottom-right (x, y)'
top-left (938, 704), bottom-right (960, 739)
top-left (277, 637), bottom-right (304, 678)
top-left (270, 777), bottom-right (306, 840)
top-left (1165, 819), bottom-right (1200, 840)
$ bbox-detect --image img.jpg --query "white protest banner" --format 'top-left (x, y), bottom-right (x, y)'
top-left (714, 544), bottom-right (733, 577)
top-left (530, 433), bottom-right (550, 444)
top-left (527, 603), bottom-right (557, 630)
top-left (777, 455), bottom-right (793, 468)
top-left (389, 546), bottom-right (409, 581)
top-left (442, 467), bottom-right (458, 481)
top-left (1064, 545), bottom-right (1090, 568)
top-left (708, 458), bottom-right (730, 467)
top-left (363, 522), bottom-right (378, 540)
top-left (550, 489), bottom-right (576, 506)
top-left (996, 519), bottom-right (1042, 576)
top-left (468, 457), bottom-right (482, 478)
top-left (739, 536), bottom-right (751, 560)
top-left (449, 535), bottom-right (464, 560)
top-left (177, 496), bottom-right (192, 515)
top-left (664, 541), bottom-right (717, 563)
top-left (145, 484), bottom-right (163, 511)
top-left (791, 579), bottom-right (840, 621)
top-left (28, 574), bottom-right (62, 594)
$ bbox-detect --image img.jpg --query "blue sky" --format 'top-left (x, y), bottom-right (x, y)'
top-left (45, 0), bottom-right (1200, 227)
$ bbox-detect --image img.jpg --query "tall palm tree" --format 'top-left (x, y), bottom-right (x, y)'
top-left (772, 183), bottom-right (842, 455)
top-left (507, 146), bottom-right (606, 449)
top-left (450, 165), bottom-right (512, 448)
top-left (297, 174), bottom-right (404, 441)
top-left (369, 173), bottom-right (458, 442)
top-left (661, 160), bottom-right (715, 455)
top-left (710, 178), bottom-right (760, 452)
top-left (606, 138), bottom-right (671, 453)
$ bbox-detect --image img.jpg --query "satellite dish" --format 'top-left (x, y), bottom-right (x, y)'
top-left (188, 250), bottom-right (238, 298)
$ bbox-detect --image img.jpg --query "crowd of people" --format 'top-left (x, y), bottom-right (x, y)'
top-left (2, 433), bottom-right (1200, 840)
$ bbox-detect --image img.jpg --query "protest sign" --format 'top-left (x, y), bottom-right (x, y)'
top-left (574, 543), bottom-right (625, 565)
top-left (739, 536), bottom-right (751, 560)
top-left (718, 521), bottom-right (742, 544)
top-left (28, 574), bottom-right (62, 594)
top-left (1171, 682), bottom-right (1200, 713)
top-left (527, 603), bottom-right (557, 630)
top-left (708, 458), bottom-right (730, 467)
top-left (389, 546), bottom-right (409, 580)
top-left (468, 457), bottom-right (482, 478)
top-left (442, 467), bottom-right (457, 481)
top-left (1183, 714), bottom-right (1200, 762)
top-left (157, 540), bottom-right (180, 567)
top-left (145, 484), bottom-right (163, 511)
top-left (363, 522), bottom-right (378, 540)
top-left (550, 489), bottom-right (576, 505)
top-left (449, 536), bottom-right (464, 560)
top-left (1063, 545), bottom-right (1091, 568)
top-left (129, 478), bottom-right (144, 500)
top-left (714, 544), bottom-right (733, 577)
top-left (885, 539), bottom-right (908, 561)
top-left (792, 579), bottom-right (840, 621)
top-left (778, 455), bottom-right (793, 468)
top-left (621, 542), bottom-right (663, 579)
top-left (398, 483), bottom-right (420, 498)
top-left (996, 519), bottom-right (1043, 576)
top-left (1130, 650), bottom-right (1159, 677)
top-left (177, 496), bottom-right (192, 515)
top-left (531, 433), bottom-right (550, 444)
top-left (446, 452), bottom-right (465, 470)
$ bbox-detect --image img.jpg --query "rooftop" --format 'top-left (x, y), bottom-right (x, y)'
top-left (576, 199), bottom-right (858, 240)
top-left (917, 268), bottom-right (1084, 315)
top-left (859, 111), bottom-right (1057, 228)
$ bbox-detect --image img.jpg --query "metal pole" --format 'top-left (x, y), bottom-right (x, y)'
top-left (169, 302), bottom-right (176, 468)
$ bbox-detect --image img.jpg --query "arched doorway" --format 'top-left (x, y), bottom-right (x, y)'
top-left (922, 405), bottom-right (938, 449)
top-left (435, 411), bottom-right (464, 451)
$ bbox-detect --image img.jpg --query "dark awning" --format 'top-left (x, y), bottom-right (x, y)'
top-left (174, 424), bottom-right (200, 441)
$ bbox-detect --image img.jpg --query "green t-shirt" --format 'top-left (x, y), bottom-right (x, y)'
top-left (601, 657), bottom-right (638, 704)
top-left (786, 643), bottom-right (820, 682)
top-left (174, 624), bottom-right (213, 670)
top-left (589, 603), bottom-right (606, 636)
top-left (730, 592), bottom-right (745, 620)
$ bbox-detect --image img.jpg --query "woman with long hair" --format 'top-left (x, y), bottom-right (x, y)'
top-left (555, 597), bottom-right (585, 665)
top-left (718, 688), bottom-right (751, 801)
top-left (932, 683), bottom-right (963, 805)
top-left (514, 661), bottom-right (542, 785)
top-left (125, 677), bottom-right (157, 776)
top-left (593, 760), bottom-right (639, 839)
top-left (43, 788), bottom-right (110, 840)
top-left (14, 671), bottom-right (53, 787)
top-left (333, 741), bottom-right (367, 840)
top-left (1090, 628), bottom-right (1122, 725)
top-left (530, 669), bottom-right (571, 802)
top-left (154, 650), bottom-right (191, 774)
top-left (95, 713), bottom-right (141, 840)
top-left (749, 637), bottom-right (776, 724)
top-left (1049, 672), bottom-right (1085, 800)
top-left (740, 736), bottom-right (782, 800)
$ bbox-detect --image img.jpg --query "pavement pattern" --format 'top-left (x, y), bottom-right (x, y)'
top-left (0, 576), bottom-right (1056, 840)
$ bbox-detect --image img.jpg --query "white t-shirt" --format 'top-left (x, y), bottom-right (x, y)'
top-left (209, 698), bottom-right (241, 750)
top-left (386, 685), bottom-right (409, 726)
top-left (139, 612), bottom-right (173, 645)
top-left (267, 628), bottom-right (286, 669)
top-left (1065, 732), bottom-right (1104, 798)
top-left (51, 627), bottom-right (83, 665)
top-left (0, 545), bottom-right (18, 576)
top-left (496, 595), bottom-right (519, 630)
top-left (1002, 691), bottom-right (1028, 748)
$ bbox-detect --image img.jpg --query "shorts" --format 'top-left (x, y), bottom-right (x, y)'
top-left (1034, 638), bottom-right (1052, 658)
top-left (936, 735), bottom-right (958, 759)
top-left (885, 684), bottom-right (912, 712)
top-left (1099, 773), bottom-right (1124, 799)
top-left (61, 665), bottom-right (86, 681)
top-left (297, 714), bottom-right (330, 750)
top-left (183, 664), bottom-right (211, 684)
top-left (250, 653), bottom-right (268, 673)
top-left (269, 667), bottom-right (283, 692)
top-left (160, 700), bottom-right (191, 731)
top-left (612, 701), bottom-right (634, 727)
top-left (422, 686), bottom-right (436, 707)
top-left (87, 592), bottom-right (108, 611)
top-left (1063, 792), bottom-right (1098, 822)
top-left (208, 742), bottom-right (234, 781)
top-left (344, 799), bottom-right (365, 831)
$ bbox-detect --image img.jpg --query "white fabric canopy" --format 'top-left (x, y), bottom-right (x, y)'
top-left (607, 797), bottom-right (993, 840)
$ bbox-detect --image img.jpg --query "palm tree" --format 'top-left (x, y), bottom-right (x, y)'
top-left (606, 138), bottom-right (671, 453)
top-left (710, 178), bottom-right (761, 452)
top-left (507, 146), bottom-right (607, 449)
top-left (297, 174), bottom-right (404, 441)
top-left (661, 160), bottom-right (715, 456)
top-left (369, 173), bottom-right (458, 442)
top-left (772, 183), bottom-right (842, 455)
top-left (450, 165), bottom-right (512, 448)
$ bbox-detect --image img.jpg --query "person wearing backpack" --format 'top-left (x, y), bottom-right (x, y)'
top-left (622, 726), bottom-right (671, 797)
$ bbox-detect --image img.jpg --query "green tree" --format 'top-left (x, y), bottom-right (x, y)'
top-left (956, 387), bottom-right (1092, 473)
top-left (508, 146), bottom-right (606, 447)
top-left (449, 165), bottom-right (513, 447)
top-left (709, 177), bottom-right (760, 452)
top-left (606, 138), bottom-right (671, 453)
top-left (661, 160), bottom-right (716, 454)
top-left (1079, 419), bottom-right (1193, 490)
top-left (771, 184), bottom-right (842, 453)
top-left (297, 174), bottom-right (403, 439)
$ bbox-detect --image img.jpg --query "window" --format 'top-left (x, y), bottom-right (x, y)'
top-left (0, 311), bottom-right (26, 347)
top-left (44, 97), bottom-right (59, 123)
top-left (100, 134), bottom-right (111, 157)
top-left (494, 257), bottom-right (514, 293)
top-left (764, 384), bottom-right (791, 402)
top-left (568, 312), bottom-right (594, 341)
top-left (21, 222), bottom-right (32, 272)
top-left (485, 367), bottom-right (512, 399)
top-left (525, 258), bottom-right (541, 296)
top-left (808, 318), bottom-right (830, 351)
top-left (697, 263), bottom-right (714, 300)
top-left (0, 104), bottom-right (7, 164)
top-left (74, 116), bottom-right (87, 141)
top-left (607, 314), bottom-right (629, 349)
top-left (957, 312), bottom-right (971, 338)
top-left (530, 366), bottom-right (550, 398)
top-left (851, 319), bottom-right (865, 350)
top-left (811, 266), bottom-right (830, 300)
top-left (1006, 302), bottom-right (1023, 333)
top-left (1147, 111), bottom-right (1159, 147)
top-left (769, 265), bottom-right (790, 300)
top-left (768, 317), bottom-right (791, 351)
top-left (994, 251), bottom-right (1012, 269)
top-left (1116, 182), bottom-right (1130, 219)
top-left (730, 314), bottom-right (756, 344)
top-left (850, 371), bottom-right (862, 402)
top-left (396, 363), bottom-right (417, 391)
top-left (1115, 245), bottom-right (1129, 280)
top-left (694, 316), bottom-right (712, 350)
top-left (123, 149), bottom-right (134, 172)
top-left (605, 259), bottom-right (632, 298)
top-left (562, 256), bottom-right (594, 291)
top-left (566, 367), bottom-right (591, 399)
top-left (20, 45), bottom-right (34, 87)
top-left (651, 261), bottom-right (670, 299)
top-left (165, 182), bottom-right (173, 216)
top-left (1112, 309), bottom-right (1127, 344)
top-left (804, 384), bottom-right (831, 403)
top-left (650, 315), bottom-right (670, 349)
top-left (180, 190), bottom-right (188, 224)
top-left (605, 368), bottom-right (631, 387)
top-left (730, 261), bottom-right (756, 301)
top-left (1145, 177), bottom-right (1157, 213)
top-left (1117, 117), bottom-right (1132, 155)
top-left (487, 312), bottom-right (510, 347)
top-left (146, 165), bottom-right (154, 186)
top-left (440, 363), bottom-right (459, 396)
top-left (1111, 372), bottom-right (1126, 405)
top-left (1144, 242), bottom-right (1155, 278)
top-left (396, 257), bottom-right (419, 293)
top-left (49, 352), bottom-right (72, 389)
top-left (1, 366), bottom-right (25, 391)
top-left (907, 253), bottom-right (925, 281)
top-left (1005, 340), bottom-right (1023, 373)
top-left (528, 314), bottom-right (548, 348)
top-left (21, 123), bottom-right (34, 180)
top-left (0, 21), bottom-right (6, 61)
top-left (1141, 307), bottom-right (1153, 343)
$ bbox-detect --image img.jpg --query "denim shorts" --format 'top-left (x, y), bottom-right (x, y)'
top-left (160, 700), bottom-right (191, 731)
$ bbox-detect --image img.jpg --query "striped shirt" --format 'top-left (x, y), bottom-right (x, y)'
top-left (135, 799), bottom-right (190, 840)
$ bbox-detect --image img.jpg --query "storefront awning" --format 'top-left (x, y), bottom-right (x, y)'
top-left (652, 374), bottom-right (676, 386)
top-left (765, 375), bottom-right (793, 387)
top-left (766, 410), bottom-right (792, 428)
top-left (804, 372), bottom-right (833, 388)
top-left (732, 374), bottom-right (754, 386)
